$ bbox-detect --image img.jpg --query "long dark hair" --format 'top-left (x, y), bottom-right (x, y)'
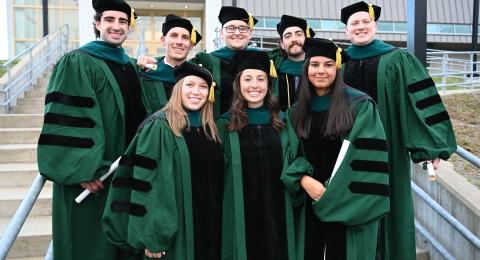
top-left (292, 58), bottom-right (355, 139)
top-left (227, 71), bottom-right (285, 132)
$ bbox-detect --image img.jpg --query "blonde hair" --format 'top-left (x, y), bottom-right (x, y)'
top-left (161, 78), bottom-right (220, 142)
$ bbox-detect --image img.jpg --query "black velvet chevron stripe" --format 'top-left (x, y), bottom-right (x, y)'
top-left (38, 134), bottom-right (94, 148)
top-left (351, 160), bottom-right (389, 173)
top-left (112, 177), bottom-right (152, 192)
top-left (119, 154), bottom-right (157, 170)
top-left (111, 201), bottom-right (147, 217)
top-left (45, 92), bottom-right (95, 108)
top-left (425, 111), bottom-right (450, 126)
top-left (353, 138), bottom-right (388, 151)
top-left (44, 112), bottom-right (95, 128)
top-left (407, 78), bottom-right (435, 93)
top-left (416, 94), bottom-right (442, 110)
top-left (348, 182), bottom-right (389, 196)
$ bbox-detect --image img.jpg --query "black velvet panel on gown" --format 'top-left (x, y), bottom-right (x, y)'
top-left (104, 60), bottom-right (146, 144)
top-left (163, 82), bottom-right (175, 102)
top-left (182, 127), bottom-right (225, 260)
top-left (238, 124), bottom-right (288, 260)
top-left (219, 59), bottom-right (235, 115)
top-left (302, 111), bottom-right (347, 260)
top-left (343, 57), bottom-right (381, 102)
top-left (277, 72), bottom-right (302, 111)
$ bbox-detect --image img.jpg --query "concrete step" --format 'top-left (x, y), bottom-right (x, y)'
top-left (0, 114), bottom-right (44, 128)
top-left (0, 144), bottom-right (37, 163)
top-left (0, 163), bottom-right (39, 187)
top-left (24, 90), bottom-right (46, 99)
top-left (416, 247), bottom-right (429, 260)
top-left (0, 185), bottom-right (52, 218)
top-left (0, 216), bottom-right (51, 259)
top-left (17, 98), bottom-right (44, 106)
top-left (11, 105), bottom-right (44, 114)
top-left (0, 128), bottom-right (40, 144)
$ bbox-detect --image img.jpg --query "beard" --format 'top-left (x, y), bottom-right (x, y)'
top-left (285, 42), bottom-right (304, 57)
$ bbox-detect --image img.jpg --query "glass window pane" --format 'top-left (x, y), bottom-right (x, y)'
top-left (48, 0), bottom-right (60, 5)
top-left (48, 9), bottom-right (62, 33)
top-left (15, 8), bottom-right (42, 38)
top-left (336, 21), bottom-right (345, 30)
top-left (264, 17), bottom-right (280, 28)
top-left (15, 0), bottom-right (41, 4)
top-left (307, 19), bottom-right (321, 30)
top-left (153, 16), bottom-right (165, 41)
top-left (394, 22), bottom-right (407, 32)
top-left (377, 22), bottom-right (394, 32)
top-left (427, 23), bottom-right (439, 33)
top-left (255, 17), bottom-right (265, 28)
top-left (15, 42), bottom-right (35, 55)
top-left (439, 24), bottom-right (454, 33)
top-left (62, 0), bottom-right (78, 7)
top-left (321, 20), bottom-right (337, 30)
top-left (454, 24), bottom-right (471, 34)
top-left (63, 9), bottom-right (79, 41)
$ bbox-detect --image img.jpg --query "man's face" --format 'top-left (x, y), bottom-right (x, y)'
top-left (161, 27), bottom-right (193, 63)
top-left (280, 26), bottom-right (306, 59)
top-left (345, 11), bottom-right (377, 46)
top-left (221, 20), bottom-right (252, 50)
top-left (95, 10), bottom-right (129, 46)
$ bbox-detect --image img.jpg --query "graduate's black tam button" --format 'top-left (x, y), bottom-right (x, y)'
top-left (276, 15), bottom-right (315, 38)
top-left (303, 38), bottom-right (350, 67)
top-left (173, 62), bottom-right (213, 88)
top-left (229, 50), bottom-right (277, 78)
top-left (340, 1), bottom-right (381, 24)
top-left (92, 0), bottom-right (134, 21)
top-left (218, 6), bottom-right (258, 28)
top-left (162, 14), bottom-right (203, 45)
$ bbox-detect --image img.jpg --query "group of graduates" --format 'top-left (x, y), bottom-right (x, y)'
top-left (37, 0), bottom-right (458, 259)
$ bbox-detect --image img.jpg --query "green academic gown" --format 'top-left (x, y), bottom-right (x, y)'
top-left (217, 107), bottom-right (311, 260)
top-left (102, 111), bottom-right (225, 260)
top-left (138, 57), bottom-right (176, 115)
top-left (191, 47), bottom-right (259, 118)
top-left (37, 41), bottom-right (145, 260)
top-left (283, 87), bottom-right (390, 260)
top-left (268, 48), bottom-right (305, 111)
top-left (343, 39), bottom-right (457, 260)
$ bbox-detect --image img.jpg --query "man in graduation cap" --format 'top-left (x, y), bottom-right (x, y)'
top-left (268, 15), bottom-right (315, 111)
top-left (37, 0), bottom-right (146, 259)
top-left (138, 14), bottom-right (203, 115)
top-left (192, 6), bottom-right (259, 117)
top-left (340, 2), bottom-right (457, 259)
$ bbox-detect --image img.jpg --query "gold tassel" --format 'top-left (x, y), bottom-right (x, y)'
top-left (368, 4), bottom-right (375, 21)
top-left (248, 14), bottom-right (254, 30)
top-left (191, 28), bottom-right (197, 45)
top-left (269, 60), bottom-right (277, 78)
top-left (208, 82), bottom-right (216, 103)
top-left (306, 25), bottom-right (311, 38)
top-left (336, 48), bottom-right (342, 69)
top-left (130, 8), bottom-right (136, 28)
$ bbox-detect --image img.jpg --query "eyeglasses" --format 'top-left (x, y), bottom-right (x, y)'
top-left (223, 26), bottom-right (250, 33)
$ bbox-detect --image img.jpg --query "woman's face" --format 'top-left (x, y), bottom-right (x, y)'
top-left (181, 75), bottom-right (209, 111)
top-left (239, 69), bottom-right (268, 108)
top-left (308, 56), bottom-right (337, 96)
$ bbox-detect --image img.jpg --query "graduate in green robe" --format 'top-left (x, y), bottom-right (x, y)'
top-left (284, 38), bottom-right (389, 260)
top-left (340, 2), bottom-right (457, 259)
top-left (138, 14), bottom-right (203, 115)
top-left (268, 15), bottom-right (315, 111)
top-left (102, 62), bottom-right (224, 260)
top-left (37, 1), bottom-right (146, 259)
top-left (218, 50), bottom-right (310, 260)
top-left (191, 6), bottom-right (260, 117)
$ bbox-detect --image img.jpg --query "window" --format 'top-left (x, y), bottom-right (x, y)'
top-left (454, 24), bottom-right (471, 34)
top-left (264, 17), bottom-right (280, 28)
top-left (394, 22), bottom-right (407, 32)
top-left (377, 22), bottom-right (394, 32)
top-left (321, 20), bottom-right (337, 30)
top-left (439, 24), bottom-right (454, 33)
top-left (427, 23), bottom-right (439, 33)
top-left (307, 19), bottom-right (321, 30)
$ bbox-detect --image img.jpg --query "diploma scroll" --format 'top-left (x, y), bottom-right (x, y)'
top-left (74, 157), bottom-right (121, 204)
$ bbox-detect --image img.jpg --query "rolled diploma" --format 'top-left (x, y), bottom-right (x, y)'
top-left (329, 140), bottom-right (351, 184)
top-left (145, 63), bottom-right (157, 70)
top-left (74, 157), bottom-right (121, 203)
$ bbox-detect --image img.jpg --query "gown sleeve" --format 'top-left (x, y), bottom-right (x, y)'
top-left (312, 100), bottom-right (390, 226)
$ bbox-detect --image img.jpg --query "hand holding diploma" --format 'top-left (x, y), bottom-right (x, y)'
top-left (75, 157), bottom-right (121, 203)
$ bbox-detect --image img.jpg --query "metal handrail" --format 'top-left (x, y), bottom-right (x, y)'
top-left (0, 174), bottom-right (47, 259)
top-left (415, 220), bottom-right (455, 260)
top-left (0, 24), bottom-right (69, 113)
top-left (456, 145), bottom-right (480, 168)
